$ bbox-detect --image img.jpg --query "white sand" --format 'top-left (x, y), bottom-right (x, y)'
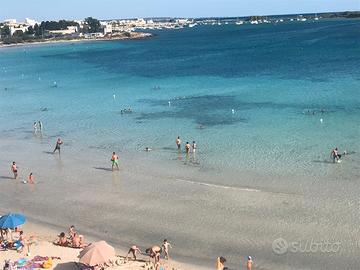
top-left (0, 221), bottom-right (207, 270)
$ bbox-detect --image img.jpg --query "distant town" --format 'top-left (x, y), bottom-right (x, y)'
top-left (0, 11), bottom-right (359, 46)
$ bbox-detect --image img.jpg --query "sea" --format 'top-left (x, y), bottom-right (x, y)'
top-left (0, 19), bottom-right (359, 270)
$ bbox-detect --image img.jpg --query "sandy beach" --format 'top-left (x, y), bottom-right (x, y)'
top-left (0, 220), bottom-right (209, 270)
top-left (0, 32), bottom-right (152, 49)
top-left (0, 19), bottom-right (359, 270)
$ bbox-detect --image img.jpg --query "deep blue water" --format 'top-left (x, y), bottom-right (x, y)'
top-left (0, 19), bottom-right (359, 175)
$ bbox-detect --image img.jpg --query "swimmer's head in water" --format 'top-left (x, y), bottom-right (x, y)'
top-left (113, 152), bottom-right (115, 155)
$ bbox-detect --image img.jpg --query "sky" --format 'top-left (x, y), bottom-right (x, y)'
top-left (1, 0), bottom-right (359, 21)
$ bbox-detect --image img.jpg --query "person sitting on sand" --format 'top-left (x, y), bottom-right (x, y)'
top-left (126, 245), bottom-right (142, 261)
top-left (54, 232), bottom-right (68, 246)
top-left (71, 233), bottom-right (81, 248)
top-left (68, 225), bottom-right (76, 240)
top-left (12, 231), bottom-right (25, 252)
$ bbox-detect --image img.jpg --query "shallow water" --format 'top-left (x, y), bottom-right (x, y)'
top-left (0, 19), bottom-right (359, 269)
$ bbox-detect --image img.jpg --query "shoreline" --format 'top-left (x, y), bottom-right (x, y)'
top-left (0, 32), bottom-right (153, 49)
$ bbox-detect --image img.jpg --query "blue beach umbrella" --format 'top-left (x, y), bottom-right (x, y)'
top-left (0, 213), bottom-right (26, 229)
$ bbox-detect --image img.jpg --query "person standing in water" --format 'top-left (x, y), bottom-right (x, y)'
top-left (38, 121), bottom-right (42, 131)
top-left (185, 142), bottom-right (191, 154)
top-left (11, 162), bottom-right (18, 179)
top-left (53, 138), bottom-right (63, 154)
top-left (111, 152), bottom-right (119, 171)
top-left (330, 147), bottom-right (342, 163)
top-left (192, 141), bottom-right (197, 153)
top-left (33, 122), bottom-right (38, 133)
top-left (28, 172), bottom-right (34, 184)
top-left (176, 136), bottom-right (181, 150)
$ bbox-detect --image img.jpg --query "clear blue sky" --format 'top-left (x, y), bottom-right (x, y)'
top-left (1, 0), bottom-right (359, 21)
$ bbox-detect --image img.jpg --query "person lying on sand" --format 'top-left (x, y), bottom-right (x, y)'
top-left (54, 232), bottom-right (68, 246)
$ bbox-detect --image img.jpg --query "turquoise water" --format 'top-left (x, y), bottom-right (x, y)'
top-left (0, 19), bottom-right (360, 270)
top-left (0, 19), bottom-right (359, 176)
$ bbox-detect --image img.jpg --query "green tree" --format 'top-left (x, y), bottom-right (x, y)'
top-left (84, 17), bottom-right (101, 33)
top-left (1, 25), bottom-right (11, 39)
top-left (26, 26), bottom-right (35, 35)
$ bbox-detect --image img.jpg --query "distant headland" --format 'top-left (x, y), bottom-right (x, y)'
top-left (0, 11), bottom-right (359, 46)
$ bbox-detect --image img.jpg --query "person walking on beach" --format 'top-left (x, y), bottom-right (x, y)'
top-left (126, 245), bottom-right (142, 261)
top-left (247, 256), bottom-right (253, 270)
top-left (185, 142), bottom-right (191, 154)
top-left (192, 141), bottom-right (197, 153)
top-left (28, 173), bottom-right (34, 184)
top-left (111, 152), bottom-right (119, 171)
top-left (11, 162), bottom-right (18, 179)
top-left (162, 239), bottom-right (172, 260)
top-left (176, 136), bottom-right (181, 150)
top-left (53, 138), bottom-right (63, 154)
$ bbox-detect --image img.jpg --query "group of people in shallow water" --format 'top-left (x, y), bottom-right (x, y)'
top-left (176, 136), bottom-right (196, 154)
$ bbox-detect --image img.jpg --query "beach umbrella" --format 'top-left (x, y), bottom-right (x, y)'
top-left (0, 213), bottom-right (26, 229)
top-left (79, 241), bottom-right (115, 266)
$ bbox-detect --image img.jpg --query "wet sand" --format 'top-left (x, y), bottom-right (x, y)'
top-left (0, 135), bottom-right (359, 270)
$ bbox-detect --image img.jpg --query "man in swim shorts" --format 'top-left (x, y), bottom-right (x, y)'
top-left (111, 152), bottom-right (119, 171)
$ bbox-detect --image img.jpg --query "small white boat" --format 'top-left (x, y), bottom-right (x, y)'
top-left (250, 20), bottom-right (259, 25)
top-left (188, 23), bottom-right (197, 28)
top-left (235, 20), bottom-right (244, 25)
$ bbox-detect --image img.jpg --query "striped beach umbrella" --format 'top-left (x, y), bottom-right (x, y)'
top-left (0, 213), bottom-right (26, 229)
